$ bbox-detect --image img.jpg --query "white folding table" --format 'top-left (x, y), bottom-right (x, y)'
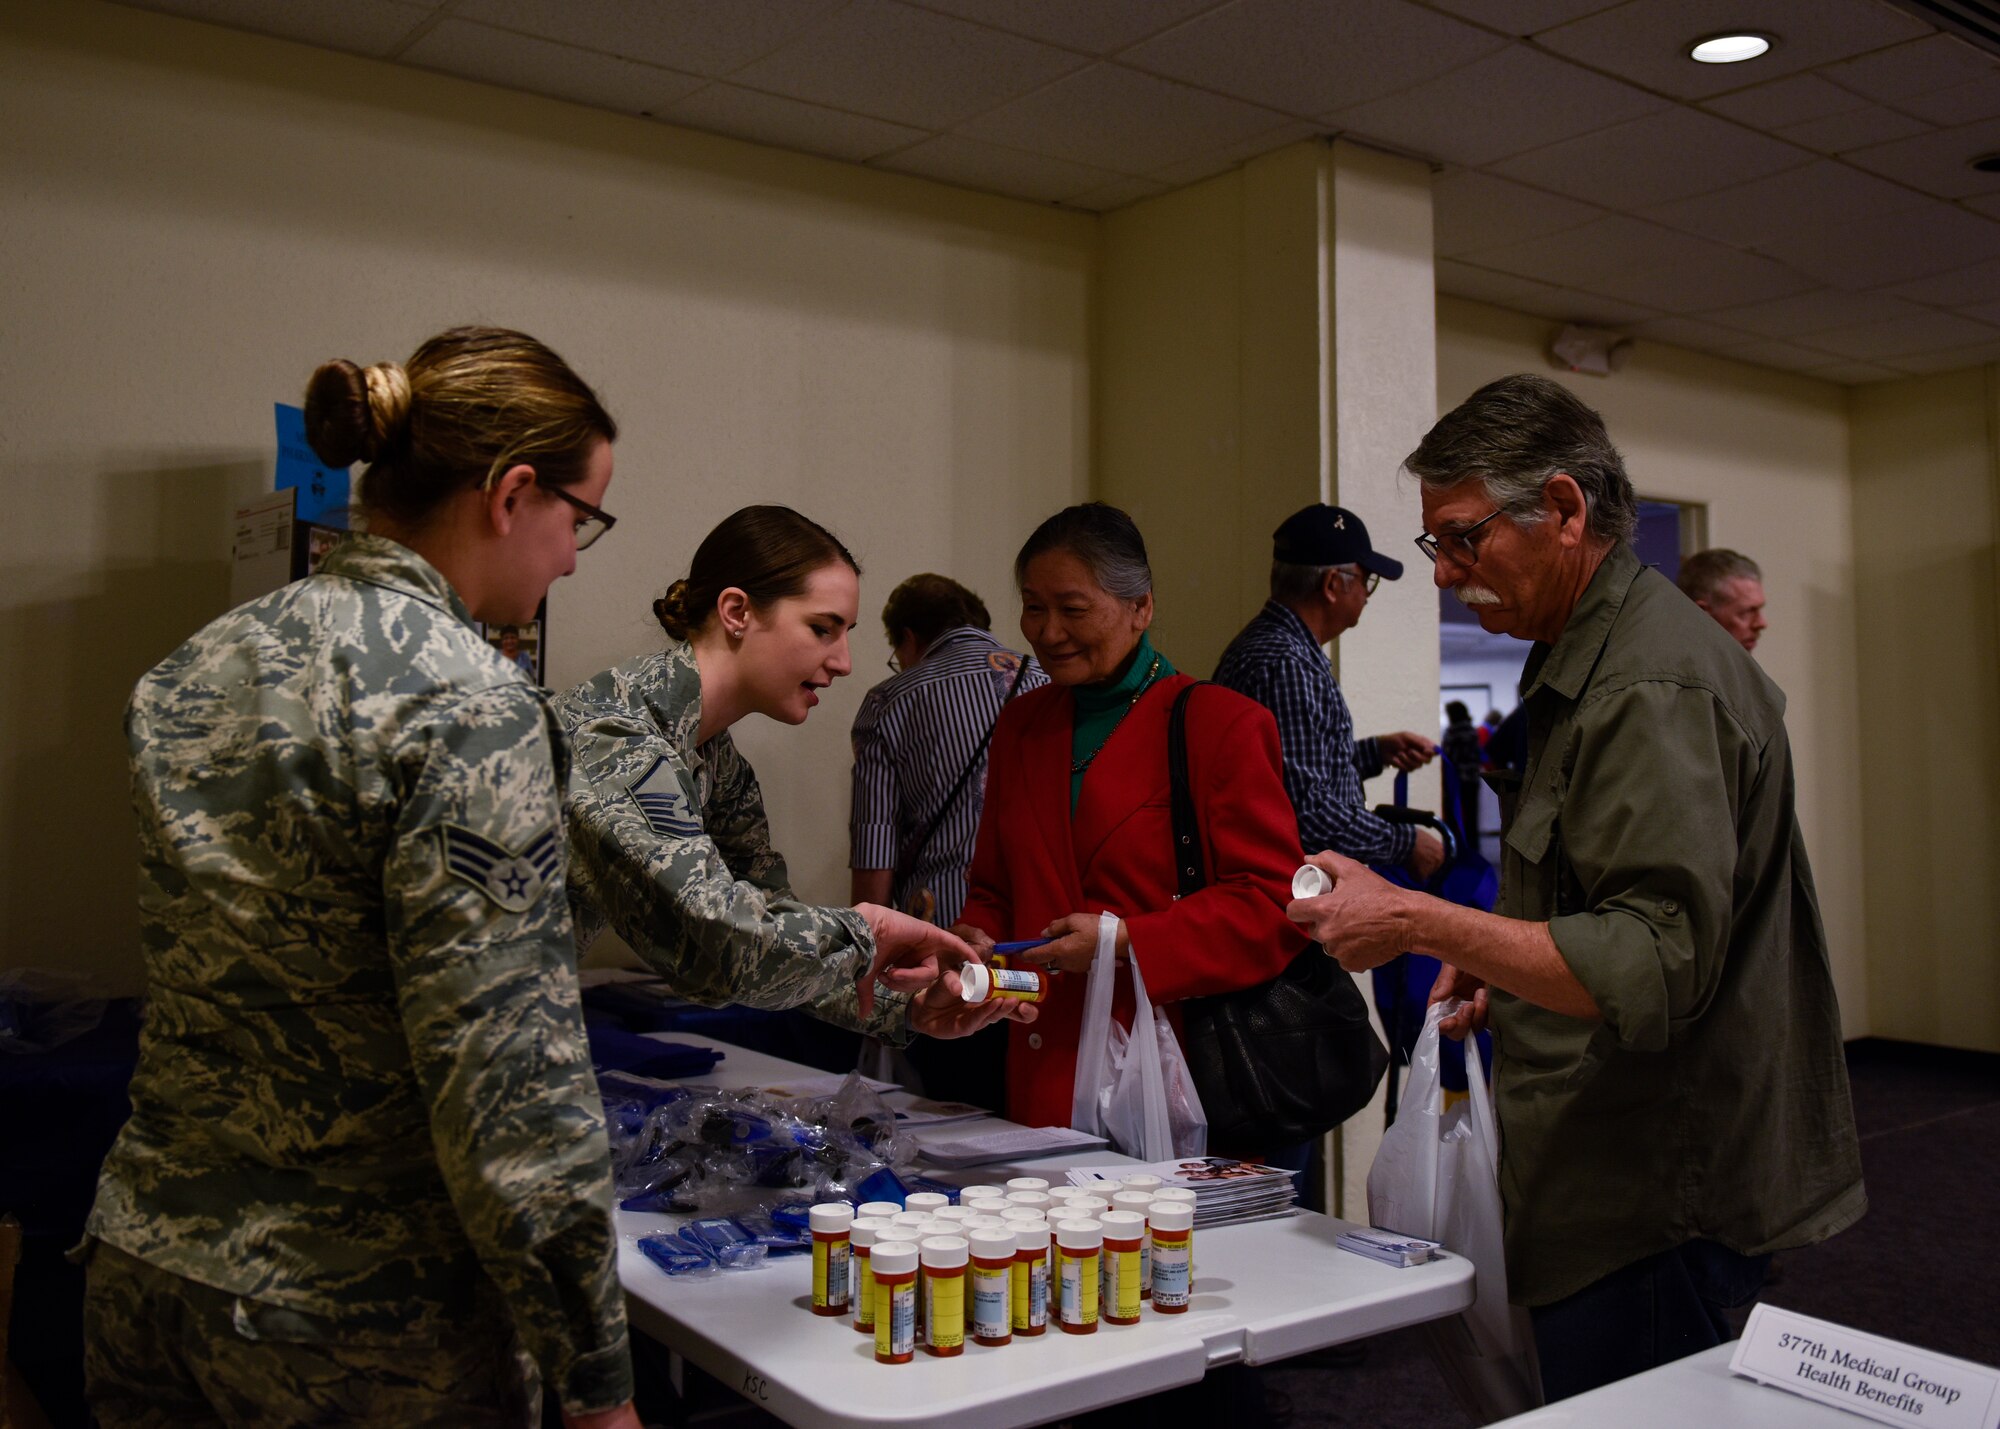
top-left (1488, 1343), bottom-right (1893, 1428)
top-left (614, 1036), bottom-right (1474, 1429)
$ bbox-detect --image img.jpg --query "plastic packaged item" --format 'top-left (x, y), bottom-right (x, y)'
top-left (853, 1168), bottom-right (912, 1209)
top-left (960, 962), bottom-right (1048, 1005)
top-left (970, 1229), bottom-right (1015, 1346)
top-left (1293, 862), bottom-right (1332, 898)
top-left (920, 1236), bottom-right (969, 1357)
top-left (851, 1218), bottom-right (889, 1334)
top-left (810, 1203), bottom-right (853, 1316)
top-left (1004, 1177), bottom-right (1050, 1194)
top-left (1149, 1203), bottom-right (1193, 1312)
top-left (1056, 1219), bottom-right (1102, 1335)
top-left (1011, 1221), bottom-right (1051, 1336)
top-left (1099, 1211), bottom-right (1145, 1325)
top-left (735, 1208), bottom-right (810, 1254)
top-left (872, 1244), bottom-right (918, 1364)
top-left (1111, 1192), bottom-right (1155, 1296)
top-left (636, 1232), bottom-right (715, 1278)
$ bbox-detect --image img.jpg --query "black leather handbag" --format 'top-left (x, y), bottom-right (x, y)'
top-left (1169, 683), bottom-right (1390, 1153)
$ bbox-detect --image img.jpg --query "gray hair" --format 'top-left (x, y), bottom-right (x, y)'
top-left (1404, 373), bottom-right (1637, 547)
top-left (1270, 560), bottom-right (1338, 603)
top-left (1014, 502), bottom-right (1152, 602)
top-left (1677, 548), bottom-right (1762, 603)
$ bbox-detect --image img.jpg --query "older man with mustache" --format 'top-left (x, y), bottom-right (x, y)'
top-left (1286, 374), bottom-right (1864, 1403)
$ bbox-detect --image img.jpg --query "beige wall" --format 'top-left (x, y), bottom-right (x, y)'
top-left (0, 1), bottom-right (1092, 991)
top-left (1849, 370), bottom-right (2000, 1053)
top-left (1437, 297), bottom-right (1873, 1035)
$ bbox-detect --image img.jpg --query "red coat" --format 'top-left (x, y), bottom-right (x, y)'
top-left (959, 672), bottom-right (1309, 1129)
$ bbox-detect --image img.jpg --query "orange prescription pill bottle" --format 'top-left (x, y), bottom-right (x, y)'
top-left (1098, 1211), bottom-right (1145, 1326)
top-left (872, 1244), bottom-right (918, 1364)
top-left (959, 962), bottom-right (1048, 1004)
top-left (1111, 1191), bottom-right (1155, 1297)
top-left (851, 1217), bottom-right (889, 1334)
top-left (809, 1203), bottom-right (852, 1316)
top-left (1011, 1220), bottom-right (1051, 1336)
top-left (921, 1236), bottom-right (968, 1357)
top-left (1055, 1219), bottom-right (1102, 1335)
top-left (1149, 1202), bottom-right (1193, 1313)
top-left (969, 1229), bottom-right (1015, 1347)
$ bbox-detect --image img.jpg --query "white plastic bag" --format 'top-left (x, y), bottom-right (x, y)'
top-left (1367, 1000), bottom-right (1543, 1423)
top-left (1070, 913), bottom-right (1207, 1160)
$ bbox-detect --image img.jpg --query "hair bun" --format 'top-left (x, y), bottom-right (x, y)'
top-left (654, 579), bottom-right (694, 639)
top-left (302, 358), bottom-right (411, 468)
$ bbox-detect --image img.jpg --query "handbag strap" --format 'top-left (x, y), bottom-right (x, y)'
top-left (1168, 681), bottom-right (1210, 898)
top-left (894, 655), bottom-right (1031, 883)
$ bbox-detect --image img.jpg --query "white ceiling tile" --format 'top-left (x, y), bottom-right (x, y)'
top-left (1702, 289), bottom-right (1931, 339)
top-left (1468, 215), bottom-right (1816, 311)
top-left (1323, 43), bottom-right (1665, 167)
top-left (1802, 361), bottom-right (1902, 383)
top-left (1119, 0), bottom-right (1507, 118)
top-left (1884, 337), bottom-right (2000, 374)
top-left (1628, 315), bottom-right (1758, 350)
top-left (1703, 73), bottom-right (1869, 129)
top-left (906, 0), bottom-right (1223, 54)
top-left (1536, 0), bottom-right (1929, 102)
top-left (1898, 80), bottom-right (2000, 129)
top-left (1713, 336), bottom-right (1845, 372)
top-left (1890, 255), bottom-right (2000, 306)
top-left (1432, 171), bottom-right (1606, 258)
top-left (1803, 309), bottom-right (2000, 360)
top-left (1776, 104), bottom-right (1930, 155)
top-left (1436, 262), bottom-right (1659, 325)
top-left (402, 20), bottom-right (704, 115)
top-left (662, 83), bottom-right (929, 161)
top-left (873, 134), bottom-right (1125, 201)
top-left (1844, 116), bottom-right (2000, 199)
top-left (1416, 0), bottom-right (1626, 36)
top-left (1639, 159), bottom-right (1929, 250)
top-left (1061, 176), bottom-right (1173, 211)
top-left (1147, 120), bottom-right (1322, 186)
top-left (1968, 192), bottom-right (2000, 220)
top-left (958, 62), bottom-right (1294, 174)
top-left (1821, 33), bottom-right (2000, 108)
top-left (1754, 199), bottom-right (2000, 289)
top-left (729, 0), bottom-right (1086, 129)
top-left (1489, 107), bottom-right (1813, 210)
top-left (453, 0), bottom-right (843, 77)
top-left (1964, 298), bottom-right (2000, 327)
top-left (114, 0), bottom-right (433, 57)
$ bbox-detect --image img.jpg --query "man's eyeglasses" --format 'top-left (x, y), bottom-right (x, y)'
top-left (1334, 567), bottom-right (1381, 596)
top-left (1415, 507), bottom-right (1503, 567)
top-left (542, 480), bottom-right (617, 551)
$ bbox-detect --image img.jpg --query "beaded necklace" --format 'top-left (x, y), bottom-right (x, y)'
top-left (1069, 652), bottom-right (1164, 776)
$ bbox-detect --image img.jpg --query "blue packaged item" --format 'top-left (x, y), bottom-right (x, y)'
top-left (733, 1211), bottom-right (807, 1255)
top-left (767, 1201), bottom-right (816, 1232)
top-left (853, 1165), bottom-right (910, 1208)
top-left (597, 1072), bottom-right (694, 1115)
top-left (684, 1217), bottom-right (754, 1254)
top-left (715, 1240), bottom-right (770, 1271)
top-left (619, 1185), bottom-right (696, 1214)
top-left (637, 1233), bottom-right (715, 1276)
top-left (907, 1175), bottom-right (961, 1203)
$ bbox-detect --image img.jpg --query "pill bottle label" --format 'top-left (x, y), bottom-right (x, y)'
top-left (1059, 1251), bottom-right (1099, 1328)
top-left (1138, 1236), bottom-right (1151, 1297)
top-left (812, 1239), bottom-right (850, 1313)
top-left (854, 1251), bottom-right (876, 1332)
top-left (989, 967), bottom-right (1044, 999)
top-left (1104, 1246), bottom-right (1142, 1324)
top-left (924, 1273), bottom-right (965, 1354)
top-left (1012, 1256), bottom-right (1050, 1331)
top-left (1152, 1233), bottom-right (1191, 1310)
top-left (971, 1265), bottom-right (1010, 1341)
top-left (876, 1280), bottom-right (914, 1361)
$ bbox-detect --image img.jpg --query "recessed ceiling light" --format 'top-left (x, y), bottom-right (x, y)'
top-left (1689, 33), bottom-right (1773, 64)
top-left (1973, 153), bottom-right (2000, 174)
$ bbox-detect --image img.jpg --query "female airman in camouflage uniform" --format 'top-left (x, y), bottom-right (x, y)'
top-left (83, 329), bottom-right (642, 1429)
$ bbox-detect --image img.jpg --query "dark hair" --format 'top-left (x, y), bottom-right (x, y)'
top-left (303, 326), bottom-right (615, 528)
top-left (1677, 548), bottom-right (1762, 603)
top-left (1445, 700), bottom-right (1471, 724)
top-left (882, 574), bottom-right (991, 647)
top-left (653, 505), bottom-right (861, 642)
top-left (1404, 373), bottom-right (1636, 546)
top-left (1014, 502), bottom-right (1151, 601)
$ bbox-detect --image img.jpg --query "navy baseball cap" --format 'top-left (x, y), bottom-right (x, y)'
top-left (1272, 505), bottom-right (1404, 581)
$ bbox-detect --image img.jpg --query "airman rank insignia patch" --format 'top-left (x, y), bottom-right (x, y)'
top-left (627, 756), bottom-right (704, 840)
top-left (442, 824), bottom-right (561, 912)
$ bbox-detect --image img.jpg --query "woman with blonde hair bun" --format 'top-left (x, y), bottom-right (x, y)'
top-left (84, 327), bottom-right (640, 1429)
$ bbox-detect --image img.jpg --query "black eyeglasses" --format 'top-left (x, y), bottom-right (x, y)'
top-left (1334, 567), bottom-right (1381, 596)
top-left (1415, 508), bottom-right (1503, 567)
top-left (541, 481), bottom-right (617, 551)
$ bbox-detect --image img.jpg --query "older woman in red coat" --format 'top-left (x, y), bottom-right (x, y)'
top-left (952, 504), bottom-right (1310, 1130)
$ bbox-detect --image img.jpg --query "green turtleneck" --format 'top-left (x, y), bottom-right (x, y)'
top-left (1069, 631), bottom-right (1175, 810)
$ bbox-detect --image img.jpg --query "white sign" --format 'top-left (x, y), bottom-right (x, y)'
top-left (1731, 1304), bottom-right (2000, 1429)
top-left (230, 488), bottom-right (295, 607)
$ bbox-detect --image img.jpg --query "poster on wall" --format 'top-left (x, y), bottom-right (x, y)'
top-left (480, 602), bottom-right (548, 685)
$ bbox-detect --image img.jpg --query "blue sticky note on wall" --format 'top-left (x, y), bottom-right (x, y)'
top-left (275, 403), bottom-right (351, 526)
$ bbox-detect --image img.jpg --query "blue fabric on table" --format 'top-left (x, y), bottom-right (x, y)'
top-left (584, 1021), bottom-right (723, 1080)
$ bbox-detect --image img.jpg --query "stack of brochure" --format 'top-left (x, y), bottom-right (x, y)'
top-left (1066, 1157), bottom-right (1299, 1228)
top-left (1335, 1229), bottom-right (1442, 1267)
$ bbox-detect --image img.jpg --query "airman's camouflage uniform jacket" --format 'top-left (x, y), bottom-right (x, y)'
top-left (556, 642), bottom-right (910, 1040)
top-left (87, 535), bottom-right (632, 1413)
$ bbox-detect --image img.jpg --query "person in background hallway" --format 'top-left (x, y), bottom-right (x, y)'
top-left (1287, 374), bottom-right (1864, 1404)
top-left (849, 574), bottom-right (1046, 1106)
top-left (1213, 504), bottom-right (1444, 883)
top-left (1678, 548), bottom-right (1767, 652)
top-left (85, 327), bottom-right (641, 1429)
top-left (1440, 699), bottom-right (1484, 843)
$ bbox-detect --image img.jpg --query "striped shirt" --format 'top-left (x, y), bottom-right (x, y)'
top-left (1212, 600), bottom-right (1415, 866)
top-left (849, 626), bottom-right (1045, 926)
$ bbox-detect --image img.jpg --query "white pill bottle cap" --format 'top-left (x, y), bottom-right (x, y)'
top-left (850, 1218), bottom-right (888, 1247)
top-left (1099, 1210), bottom-right (1146, 1240)
top-left (1056, 1218), bottom-right (1103, 1250)
top-left (1012, 1221), bottom-right (1052, 1252)
top-left (809, 1203), bottom-right (853, 1233)
top-left (1293, 863), bottom-right (1332, 898)
top-left (920, 1235), bottom-right (969, 1269)
top-left (969, 1229), bottom-right (1016, 1259)
top-left (1148, 1203), bottom-right (1193, 1233)
top-left (1004, 1177), bottom-right (1049, 1193)
top-left (959, 962), bottom-right (994, 1003)
top-left (873, 1243), bottom-right (918, 1276)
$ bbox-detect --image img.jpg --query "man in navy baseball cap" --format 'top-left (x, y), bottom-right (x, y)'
top-left (1216, 503), bottom-right (1441, 882)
